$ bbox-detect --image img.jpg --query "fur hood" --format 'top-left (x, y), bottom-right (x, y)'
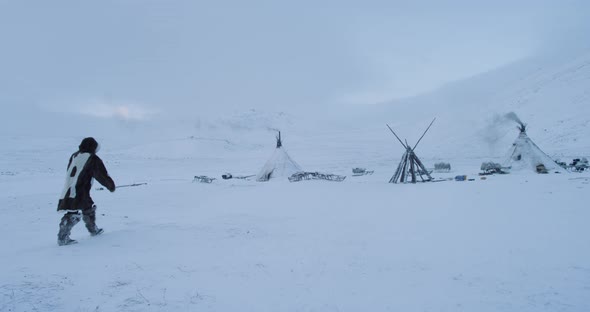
top-left (79, 137), bottom-right (99, 154)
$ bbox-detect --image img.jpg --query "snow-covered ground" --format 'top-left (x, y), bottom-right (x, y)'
top-left (1, 130), bottom-right (589, 311)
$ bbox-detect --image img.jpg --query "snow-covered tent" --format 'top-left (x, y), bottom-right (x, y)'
top-left (256, 132), bottom-right (302, 182)
top-left (504, 124), bottom-right (564, 173)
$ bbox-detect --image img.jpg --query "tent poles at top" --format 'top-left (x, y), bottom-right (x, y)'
top-left (276, 131), bottom-right (282, 148)
top-left (386, 119), bottom-right (436, 184)
top-left (386, 124), bottom-right (408, 149)
top-left (412, 118), bottom-right (436, 150)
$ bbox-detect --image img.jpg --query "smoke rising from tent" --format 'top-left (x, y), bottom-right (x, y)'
top-left (479, 112), bottom-right (525, 149)
top-left (504, 112), bottom-right (525, 127)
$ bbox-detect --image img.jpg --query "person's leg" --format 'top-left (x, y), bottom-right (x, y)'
top-left (82, 205), bottom-right (103, 236)
top-left (57, 211), bottom-right (81, 246)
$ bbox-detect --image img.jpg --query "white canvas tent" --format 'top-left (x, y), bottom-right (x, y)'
top-left (504, 124), bottom-right (564, 173)
top-left (256, 132), bottom-right (302, 182)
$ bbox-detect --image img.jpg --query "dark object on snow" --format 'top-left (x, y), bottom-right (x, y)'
top-left (222, 173), bottom-right (255, 180)
top-left (536, 164), bottom-right (548, 174)
top-left (480, 162), bottom-right (508, 175)
top-left (569, 158), bottom-right (589, 172)
top-left (288, 172), bottom-right (346, 182)
top-left (386, 119), bottom-right (436, 184)
top-left (352, 168), bottom-right (365, 174)
top-left (455, 175), bottom-right (467, 181)
top-left (57, 137), bottom-right (115, 246)
top-left (193, 176), bottom-right (215, 183)
top-left (434, 162), bottom-right (451, 172)
top-left (352, 168), bottom-right (374, 176)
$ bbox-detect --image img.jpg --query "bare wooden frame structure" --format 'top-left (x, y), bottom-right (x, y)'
top-left (387, 119), bottom-right (436, 184)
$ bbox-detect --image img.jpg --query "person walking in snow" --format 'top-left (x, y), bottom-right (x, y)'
top-left (57, 137), bottom-right (116, 246)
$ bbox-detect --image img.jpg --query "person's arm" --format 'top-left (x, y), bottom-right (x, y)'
top-left (92, 155), bottom-right (116, 192)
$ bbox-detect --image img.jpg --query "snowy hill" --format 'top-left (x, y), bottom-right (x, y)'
top-left (362, 48), bottom-right (590, 160)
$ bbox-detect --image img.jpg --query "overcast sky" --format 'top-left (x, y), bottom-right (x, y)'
top-left (1, 0), bottom-right (589, 121)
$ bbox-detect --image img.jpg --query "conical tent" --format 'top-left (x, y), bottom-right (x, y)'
top-left (504, 124), bottom-right (564, 173)
top-left (387, 119), bottom-right (435, 184)
top-left (256, 132), bottom-right (302, 182)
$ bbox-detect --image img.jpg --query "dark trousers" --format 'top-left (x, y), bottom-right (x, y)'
top-left (57, 205), bottom-right (100, 241)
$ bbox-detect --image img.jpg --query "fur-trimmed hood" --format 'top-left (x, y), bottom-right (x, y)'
top-left (79, 137), bottom-right (99, 154)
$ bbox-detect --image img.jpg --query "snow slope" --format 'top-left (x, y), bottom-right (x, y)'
top-left (361, 48), bottom-right (590, 160)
